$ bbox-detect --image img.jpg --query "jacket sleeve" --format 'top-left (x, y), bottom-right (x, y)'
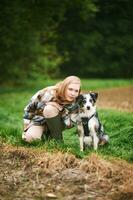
top-left (23, 91), bottom-right (40, 129)
top-left (23, 87), bottom-right (55, 130)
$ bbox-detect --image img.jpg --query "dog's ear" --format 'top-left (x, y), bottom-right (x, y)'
top-left (76, 94), bottom-right (84, 104)
top-left (90, 92), bottom-right (98, 102)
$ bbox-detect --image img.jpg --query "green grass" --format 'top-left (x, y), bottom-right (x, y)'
top-left (81, 78), bottom-right (133, 90)
top-left (0, 79), bottom-right (133, 162)
top-left (0, 78), bottom-right (133, 92)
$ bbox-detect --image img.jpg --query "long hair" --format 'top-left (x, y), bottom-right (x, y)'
top-left (55, 76), bottom-right (81, 104)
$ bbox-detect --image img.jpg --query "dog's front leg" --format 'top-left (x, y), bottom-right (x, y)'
top-left (79, 136), bottom-right (84, 151)
top-left (89, 119), bottom-right (99, 150)
top-left (77, 123), bottom-right (84, 151)
top-left (92, 133), bottom-right (99, 150)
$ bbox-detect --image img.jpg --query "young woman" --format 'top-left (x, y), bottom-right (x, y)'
top-left (22, 76), bottom-right (81, 142)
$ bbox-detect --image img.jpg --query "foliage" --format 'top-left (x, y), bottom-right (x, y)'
top-left (58, 0), bottom-right (133, 78)
top-left (0, 0), bottom-right (133, 84)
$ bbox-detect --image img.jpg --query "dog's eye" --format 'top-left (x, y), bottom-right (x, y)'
top-left (89, 99), bottom-right (93, 103)
top-left (83, 99), bottom-right (86, 104)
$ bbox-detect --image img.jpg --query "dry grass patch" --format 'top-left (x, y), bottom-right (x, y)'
top-left (0, 143), bottom-right (133, 200)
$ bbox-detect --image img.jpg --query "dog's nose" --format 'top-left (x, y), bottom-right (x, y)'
top-left (87, 106), bottom-right (90, 110)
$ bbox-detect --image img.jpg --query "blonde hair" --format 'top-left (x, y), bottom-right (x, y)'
top-left (55, 76), bottom-right (81, 104)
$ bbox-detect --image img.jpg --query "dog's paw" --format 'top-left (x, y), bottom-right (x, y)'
top-left (99, 135), bottom-right (109, 146)
top-left (80, 149), bottom-right (84, 152)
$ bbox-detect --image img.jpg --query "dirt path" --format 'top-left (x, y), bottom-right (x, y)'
top-left (0, 145), bottom-right (133, 200)
top-left (97, 86), bottom-right (133, 112)
top-left (0, 86), bottom-right (133, 200)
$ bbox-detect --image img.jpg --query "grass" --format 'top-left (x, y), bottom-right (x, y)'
top-left (81, 78), bottom-right (133, 90)
top-left (0, 79), bottom-right (133, 162)
top-left (0, 78), bottom-right (133, 92)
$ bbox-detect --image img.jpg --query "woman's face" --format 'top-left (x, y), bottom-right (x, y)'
top-left (65, 83), bottom-right (80, 102)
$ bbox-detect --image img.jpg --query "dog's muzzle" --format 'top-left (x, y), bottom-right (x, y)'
top-left (87, 106), bottom-right (90, 110)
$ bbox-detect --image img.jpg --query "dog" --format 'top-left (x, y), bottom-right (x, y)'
top-left (63, 92), bottom-right (106, 151)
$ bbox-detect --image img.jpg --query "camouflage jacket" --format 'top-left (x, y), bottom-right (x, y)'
top-left (23, 86), bottom-right (77, 130)
top-left (24, 86), bottom-right (61, 127)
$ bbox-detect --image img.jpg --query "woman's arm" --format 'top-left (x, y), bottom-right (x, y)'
top-left (23, 101), bottom-right (38, 131)
top-left (23, 87), bottom-right (55, 130)
top-left (23, 90), bottom-right (42, 130)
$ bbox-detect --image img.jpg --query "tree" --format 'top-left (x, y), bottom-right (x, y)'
top-left (58, 0), bottom-right (133, 78)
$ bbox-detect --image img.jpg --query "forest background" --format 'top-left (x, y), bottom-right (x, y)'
top-left (0, 0), bottom-right (133, 85)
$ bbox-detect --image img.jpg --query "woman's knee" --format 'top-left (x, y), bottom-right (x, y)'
top-left (43, 105), bottom-right (59, 118)
top-left (22, 125), bottom-right (44, 142)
